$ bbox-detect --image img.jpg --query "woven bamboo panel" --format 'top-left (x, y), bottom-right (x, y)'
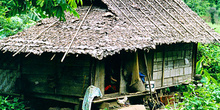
top-left (153, 71), bottom-right (162, 80)
top-left (0, 69), bottom-right (19, 93)
top-left (174, 59), bottom-right (185, 68)
top-left (165, 60), bottom-right (173, 69)
top-left (154, 52), bottom-right (163, 62)
top-left (153, 43), bottom-right (194, 89)
top-left (185, 50), bottom-right (192, 59)
top-left (177, 51), bottom-right (184, 59)
top-left (172, 51), bottom-right (177, 60)
top-left (183, 75), bottom-right (192, 81)
top-left (173, 77), bottom-right (178, 84)
top-left (164, 70), bottom-right (171, 78)
top-left (179, 68), bottom-right (184, 75)
top-left (178, 76), bottom-right (183, 83)
top-left (165, 51), bottom-right (173, 61)
top-left (153, 61), bottom-right (163, 71)
top-left (184, 67), bottom-right (192, 75)
top-left (163, 78), bottom-right (172, 86)
top-left (171, 69), bottom-right (176, 77)
top-left (155, 79), bottom-right (161, 88)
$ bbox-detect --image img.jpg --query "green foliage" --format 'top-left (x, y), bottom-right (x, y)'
top-left (1, 0), bottom-right (82, 21)
top-left (184, 0), bottom-right (210, 16)
top-left (0, 0), bottom-right (36, 38)
top-left (0, 96), bottom-right (25, 110)
top-left (0, 14), bottom-right (35, 39)
top-left (178, 83), bottom-right (220, 110)
top-left (197, 43), bottom-right (220, 82)
top-left (183, 0), bottom-right (220, 23)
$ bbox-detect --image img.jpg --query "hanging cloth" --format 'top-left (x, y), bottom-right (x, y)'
top-left (82, 85), bottom-right (103, 110)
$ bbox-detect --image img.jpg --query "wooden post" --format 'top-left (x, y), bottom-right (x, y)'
top-left (94, 60), bottom-right (105, 95)
top-left (192, 43), bottom-right (198, 79)
top-left (120, 55), bottom-right (127, 94)
top-left (161, 47), bottom-right (165, 87)
top-left (144, 52), bottom-right (153, 98)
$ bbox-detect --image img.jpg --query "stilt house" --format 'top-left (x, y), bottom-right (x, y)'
top-left (0, 0), bottom-right (219, 109)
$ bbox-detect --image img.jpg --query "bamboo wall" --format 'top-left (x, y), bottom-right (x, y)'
top-left (153, 43), bottom-right (194, 88)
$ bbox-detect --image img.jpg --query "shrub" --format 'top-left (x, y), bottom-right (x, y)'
top-left (0, 96), bottom-right (25, 110)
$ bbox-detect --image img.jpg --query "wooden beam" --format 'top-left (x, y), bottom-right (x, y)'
top-left (92, 92), bottom-right (151, 103)
top-left (32, 93), bottom-right (80, 104)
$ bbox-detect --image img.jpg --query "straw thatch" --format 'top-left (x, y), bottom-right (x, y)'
top-left (0, 0), bottom-right (219, 60)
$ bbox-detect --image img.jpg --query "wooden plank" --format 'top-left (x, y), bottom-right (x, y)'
top-left (56, 66), bottom-right (90, 77)
top-left (56, 84), bottom-right (89, 97)
top-left (94, 60), bottom-right (105, 95)
top-left (153, 71), bottom-right (162, 80)
top-left (23, 73), bottom-right (90, 97)
top-left (164, 70), bottom-right (171, 78)
top-left (119, 105), bottom-right (145, 110)
top-left (92, 92), bottom-right (152, 103)
top-left (22, 64), bottom-right (54, 75)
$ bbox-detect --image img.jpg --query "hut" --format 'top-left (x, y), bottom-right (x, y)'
top-left (0, 0), bottom-right (219, 109)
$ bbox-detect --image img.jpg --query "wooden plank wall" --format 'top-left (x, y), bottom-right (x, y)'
top-left (0, 52), bottom-right (20, 93)
top-left (21, 53), bottom-right (91, 97)
top-left (153, 43), bottom-right (194, 89)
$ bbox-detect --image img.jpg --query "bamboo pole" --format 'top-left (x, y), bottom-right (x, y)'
top-left (144, 52), bottom-right (153, 98)
top-left (61, 4), bottom-right (93, 62)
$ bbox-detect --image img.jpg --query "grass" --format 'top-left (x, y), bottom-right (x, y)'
top-left (207, 22), bottom-right (220, 33)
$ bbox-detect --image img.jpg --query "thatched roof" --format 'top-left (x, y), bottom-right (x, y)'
top-left (0, 0), bottom-right (219, 60)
